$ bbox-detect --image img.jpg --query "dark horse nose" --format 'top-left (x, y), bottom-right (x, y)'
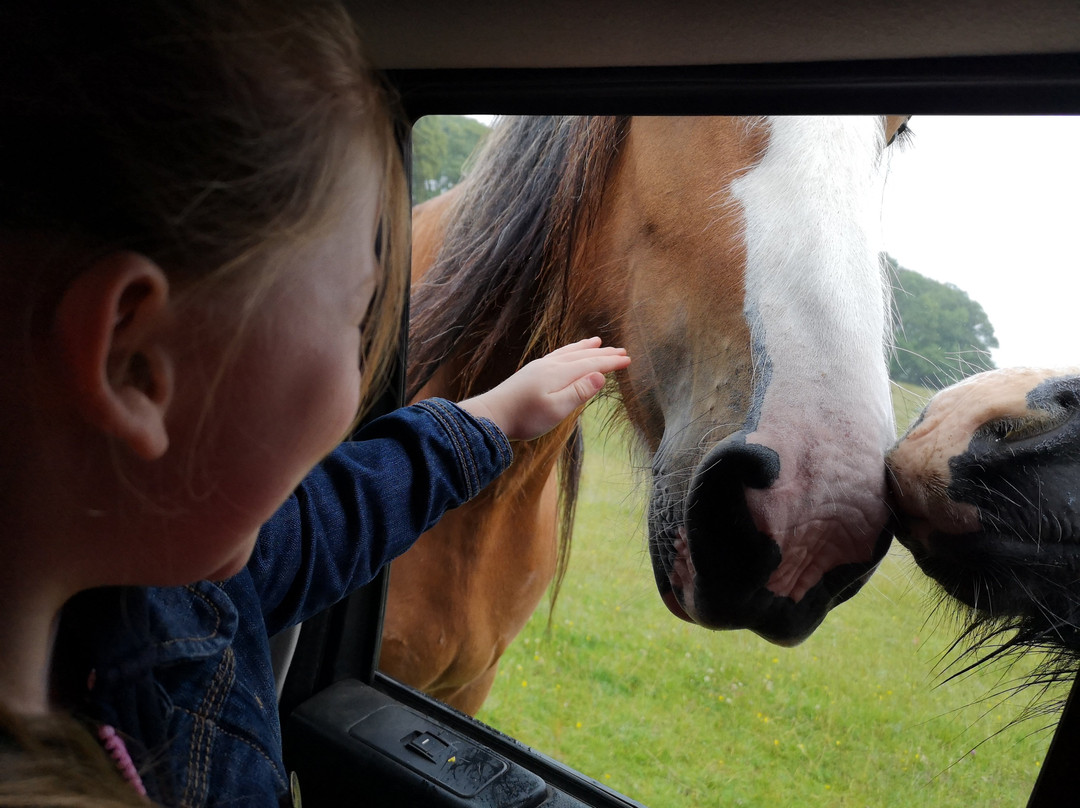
top-left (684, 437), bottom-right (786, 628)
top-left (683, 433), bottom-right (886, 644)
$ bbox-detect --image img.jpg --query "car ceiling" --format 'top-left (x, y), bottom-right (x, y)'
top-left (346, 0), bottom-right (1080, 71)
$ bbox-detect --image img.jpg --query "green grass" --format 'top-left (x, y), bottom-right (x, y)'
top-left (892, 380), bottom-right (934, 436)
top-left (476, 392), bottom-right (1062, 808)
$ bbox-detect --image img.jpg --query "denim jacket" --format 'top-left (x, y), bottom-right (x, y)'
top-left (59, 399), bottom-right (513, 807)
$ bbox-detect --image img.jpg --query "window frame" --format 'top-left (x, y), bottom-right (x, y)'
top-left (279, 52), bottom-right (1080, 808)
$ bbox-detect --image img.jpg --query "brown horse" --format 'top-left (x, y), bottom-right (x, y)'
top-left (888, 367), bottom-right (1080, 675)
top-left (380, 116), bottom-right (911, 713)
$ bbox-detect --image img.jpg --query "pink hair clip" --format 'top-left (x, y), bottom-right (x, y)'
top-left (97, 724), bottom-right (148, 798)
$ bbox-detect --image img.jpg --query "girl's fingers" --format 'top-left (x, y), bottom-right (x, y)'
top-left (557, 351), bottom-right (630, 380)
top-left (547, 336), bottom-right (603, 357)
top-left (554, 358), bottom-right (629, 388)
top-left (571, 372), bottom-right (607, 403)
top-left (549, 348), bottom-right (628, 370)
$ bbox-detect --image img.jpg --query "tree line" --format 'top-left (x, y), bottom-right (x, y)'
top-left (410, 114), bottom-right (490, 204)
top-left (885, 254), bottom-right (997, 388)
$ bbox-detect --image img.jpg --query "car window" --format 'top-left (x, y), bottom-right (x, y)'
top-left (383, 113), bottom-right (1079, 808)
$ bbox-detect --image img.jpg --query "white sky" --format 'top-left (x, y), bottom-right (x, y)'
top-left (464, 115), bottom-right (1080, 369)
top-left (881, 115), bottom-right (1080, 369)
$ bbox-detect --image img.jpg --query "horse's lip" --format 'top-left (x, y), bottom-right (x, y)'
top-left (670, 534), bottom-right (694, 587)
top-left (661, 589), bottom-right (694, 623)
top-left (903, 528), bottom-right (1080, 566)
top-left (662, 534), bottom-right (696, 623)
top-left (892, 517), bottom-right (934, 555)
top-left (906, 530), bottom-right (1080, 626)
top-left (899, 524), bottom-right (1080, 614)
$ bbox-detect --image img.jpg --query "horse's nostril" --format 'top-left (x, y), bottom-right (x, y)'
top-left (981, 417), bottom-right (1026, 443)
top-left (979, 407), bottom-right (1074, 444)
top-left (696, 437), bottom-right (781, 493)
top-left (1054, 389), bottom-right (1079, 409)
top-left (682, 435), bottom-right (783, 596)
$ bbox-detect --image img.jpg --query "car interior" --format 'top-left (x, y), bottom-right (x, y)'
top-left (274, 2), bottom-right (1080, 806)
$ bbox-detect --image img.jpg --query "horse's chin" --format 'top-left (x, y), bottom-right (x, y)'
top-left (651, 530), bottom-right (886, 644)
top-left (658, 571), bottom-right (881, 646)
top-left (903, 534), bottom-right (1080, 708)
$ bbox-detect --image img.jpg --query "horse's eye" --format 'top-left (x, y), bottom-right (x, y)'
top-left (887, 121), bottom-right (913, 148)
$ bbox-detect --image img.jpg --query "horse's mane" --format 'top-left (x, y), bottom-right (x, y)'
top-left (407, 115), bottom-right (629, 612)
top-left (407, 115), bottom-right (629, 398)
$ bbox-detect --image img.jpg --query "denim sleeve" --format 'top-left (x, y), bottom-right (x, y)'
top-left (250, 398), bottom-right (513, 634)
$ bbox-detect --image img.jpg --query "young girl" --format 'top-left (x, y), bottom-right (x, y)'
top-left (0, 0), bottom-right (629, 804)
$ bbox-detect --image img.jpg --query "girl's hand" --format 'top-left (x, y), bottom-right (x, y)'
top-left (459, 337), bottom-right (631, 441)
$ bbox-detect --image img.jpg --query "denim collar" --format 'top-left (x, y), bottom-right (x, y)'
top-left (84, 581), bottom-right (239, 680)
top-left (144, 581), bottom-right (239, 664)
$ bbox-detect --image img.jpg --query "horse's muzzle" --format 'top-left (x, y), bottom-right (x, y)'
top-left (888, 372), bottom-right (1080, 625)
top-left (652, 432), bottom-right (891, 644)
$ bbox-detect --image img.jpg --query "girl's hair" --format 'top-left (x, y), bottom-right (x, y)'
top-left (0, 0), bottom-right (405, 800)
top-left (0, 0), bottom-right (406, 415)
top-left (0, 706), bottom-right (150, 807)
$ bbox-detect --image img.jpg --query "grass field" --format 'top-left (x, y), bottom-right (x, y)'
top-left (475, 383), bottom-right (1063, 807)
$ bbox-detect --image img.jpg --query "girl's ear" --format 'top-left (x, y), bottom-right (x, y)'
top-left (52, 252), bottom-right (174, 461)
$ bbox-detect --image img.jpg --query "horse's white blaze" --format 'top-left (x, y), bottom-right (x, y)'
top-left (730, 116), bottom-right (895, 601)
